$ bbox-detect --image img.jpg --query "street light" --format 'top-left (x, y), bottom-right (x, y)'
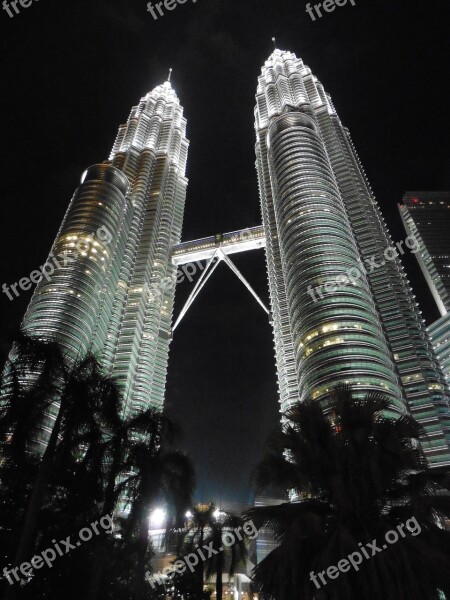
top-left (150, 508), bottom-right (166, 528)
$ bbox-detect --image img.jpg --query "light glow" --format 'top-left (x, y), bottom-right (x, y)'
top-left (150, 508), bottom-right (166, 528)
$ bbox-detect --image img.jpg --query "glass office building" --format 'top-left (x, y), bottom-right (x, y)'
top-left (399, 192), bottom-right (450, 317)
top-left (429, 316), bottom-right (450, 390)
top-left (255, 50), bottom-right (450, 465)
top-left (399, 192), bottom-right (450, 400)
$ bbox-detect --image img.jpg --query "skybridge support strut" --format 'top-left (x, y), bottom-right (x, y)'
top-left (172, 252), bottom-right (221, 333)
top-left (219, 251), bottom-right (270, 316)
top-left (172, 249), bottom-right (270, 334)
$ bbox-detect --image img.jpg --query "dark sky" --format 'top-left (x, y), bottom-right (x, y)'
top-left (1, 0), bottom-right (450, 506)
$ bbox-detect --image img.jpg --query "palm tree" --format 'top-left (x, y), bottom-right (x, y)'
top-left (0, 336), bottom-right (196, 600)
top-left (178, 504), bottom-right (217, 600)
top-left (177, 506), bottom-right (248, 600)
top-left (119, 411), bottom-right (195, 600)
top-left (0, 334), bottom-right (68, 462)
top-left (85, 408), bottom-right (131, 600)
top-left (0, 338), bottom-right (122, 600)
top-left (247, 385), bottom-right (450, 600)
top-left (203, 512), bottom-right (248, 600)
top-left (86, 409), bottom-right (195, 600)
top-left (0, 336), bottom-right (68, 579)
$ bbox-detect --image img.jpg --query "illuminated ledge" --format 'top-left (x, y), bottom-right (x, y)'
top-left (171, 226), bottom-right (266, 266)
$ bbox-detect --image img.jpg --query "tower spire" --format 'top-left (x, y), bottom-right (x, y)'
top-left (272, 37), bottom-right (276, 50)
top-left (167, 68), bottom-right (173, 83)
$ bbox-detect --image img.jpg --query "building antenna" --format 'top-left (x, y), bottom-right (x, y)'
top-left (168, 68), bottom-right (173, 83)
top-left (272, 37), bottom-right (277, 50)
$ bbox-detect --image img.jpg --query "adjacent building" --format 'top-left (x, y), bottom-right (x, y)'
top-left (429, 317), bottom-right (450, 389)
top-left (399, 192), bottom-right (450, 317)
top-left (399, 192), bottom-right (450, 392)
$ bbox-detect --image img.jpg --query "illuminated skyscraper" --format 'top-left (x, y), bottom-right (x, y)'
top-left (399, 192), bottom-right (450, 317)
top-left (22, 79), bottom-right (189, 440)
top-left (254, 49), bottom-right (450, 465)
top-left (399, 192), bottom-right (450, 392)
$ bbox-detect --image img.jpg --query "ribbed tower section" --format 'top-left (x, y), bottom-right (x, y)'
top-left (315, 86), bottom-right (450, 466)
top-left (255, 50), bottom-right (402, 411)
top-left (103, 81), bottom-right (188, 416)
top-left (22, 80), bottom-right (189, 435)
top-left (21, 164), bottom-right (131, 363)
top-left (255, 50), bottom-right (450, 465)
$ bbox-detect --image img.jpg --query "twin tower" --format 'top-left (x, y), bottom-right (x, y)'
top-left (22, 49), bottom-right (450, 466)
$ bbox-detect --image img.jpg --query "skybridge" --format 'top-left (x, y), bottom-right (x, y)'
top-left (171, 226), bottom-right (266, 266)
top-left (171, 225), bottom-right (270, 332)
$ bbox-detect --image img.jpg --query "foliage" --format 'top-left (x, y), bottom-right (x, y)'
top-left (0, 335), bottom-right (195, 600)
top-left (247, 385), bottom-right (450, 600)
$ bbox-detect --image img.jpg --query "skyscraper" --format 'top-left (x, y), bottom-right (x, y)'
top-left (399, 192), bottom-right (450, 391)
top-left (399, 192), bottom-right (450, 317)
top-left (254, 49), bottom-right (450, 465)
top-left (22, 79), bottom-right (189, 443)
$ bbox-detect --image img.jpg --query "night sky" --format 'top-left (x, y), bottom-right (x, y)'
top-left (1, 0), bottom-right (450, 506)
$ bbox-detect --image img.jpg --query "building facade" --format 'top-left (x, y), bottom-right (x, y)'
top-left (399, 192), bottom-right (450, 394)
top-left (429, 316), bottom-right (450, 390)
top-left (399, 192), bottom-right (450, 317)
top-left (22, 80), bottom-right (189, 438)
top-left (254, 49), bottom-right (450, 465)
